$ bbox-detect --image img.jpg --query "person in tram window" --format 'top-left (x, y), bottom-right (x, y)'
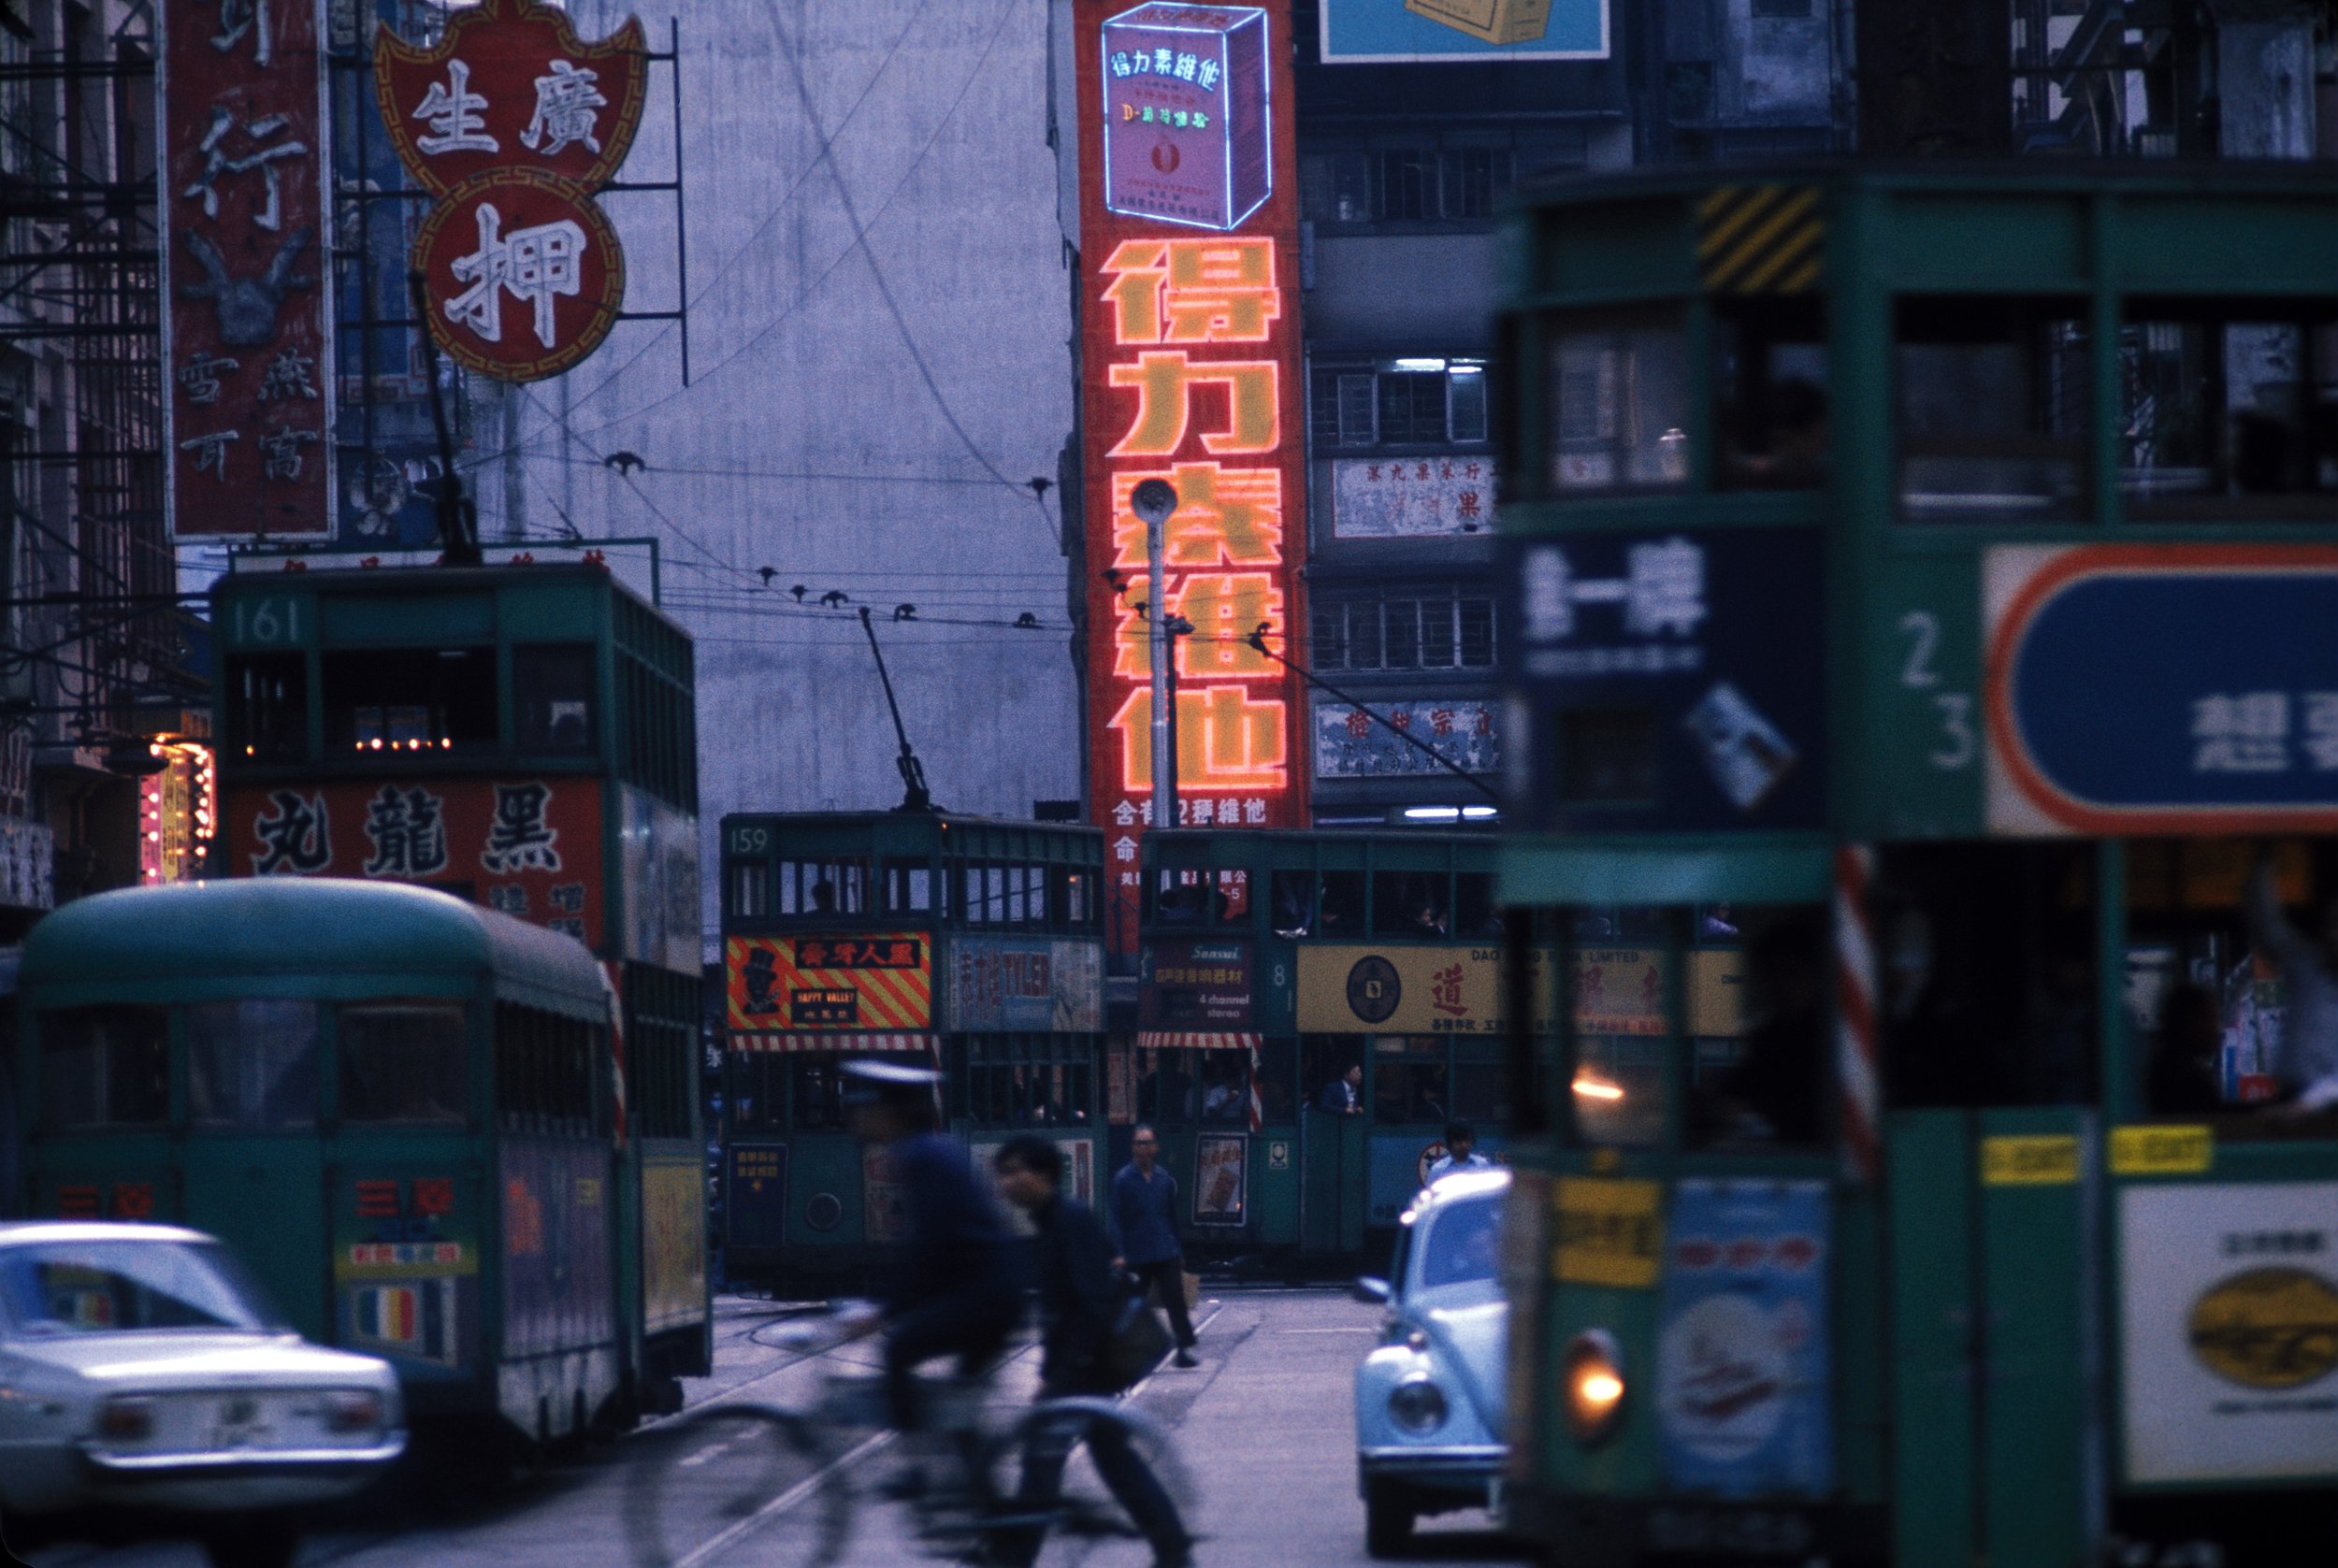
top-left (2146, 981), bottom-right (2225, 1115)
top-left (1410, 899), bottom-right (1449, 939)
top-left (2244, 858), bottom-right (2338, 1113)
top-left (811, 878), bottom-right (838, 913)
top-left (1425, 1120), bottom-right (1492, 1184)
top-left (1717, 916), bottom-right (1827, 1144)
top-left (1318, 1063), bottom-right (1364, 1115)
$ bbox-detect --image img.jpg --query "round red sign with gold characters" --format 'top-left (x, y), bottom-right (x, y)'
top-left (411, 166), bottom-right (626, 383)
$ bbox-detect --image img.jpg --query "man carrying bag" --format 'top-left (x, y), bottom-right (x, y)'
top-left (992, 1136), bottom-right (1193, 1568)
top-left (1110, 1125), bottom-right (1200, 1367)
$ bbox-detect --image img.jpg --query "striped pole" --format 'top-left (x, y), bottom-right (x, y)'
top-left (599, 962), bottom-right (629, 1146)
top-left (1834, 844), bottom-right (1881, 1181)
top-left (1248, 1038), bottom-right (1264, 1135)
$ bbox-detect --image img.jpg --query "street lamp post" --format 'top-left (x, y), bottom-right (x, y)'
top-left (1130, 478), bottom-right (1180, 833)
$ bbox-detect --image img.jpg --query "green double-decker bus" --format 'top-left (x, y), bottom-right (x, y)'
top-left (716, 812), bottom-right (1107, 1292)
top-left (1137, 827), bottom-right (1508, 1263)
top-left (7, 555), bottom-right (713, 1446)
top-left (1494, 165), bottom-right (2338, 1568)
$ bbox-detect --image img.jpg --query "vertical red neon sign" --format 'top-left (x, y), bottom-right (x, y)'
top-left (1075, 2), bottom-right (1309, 951)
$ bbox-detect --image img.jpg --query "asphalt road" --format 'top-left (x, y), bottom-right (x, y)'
top-left (12, 1289), bottom-right (1521, 1568)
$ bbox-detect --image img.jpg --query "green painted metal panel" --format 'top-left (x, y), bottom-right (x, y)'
top-left (1832, 1186), bottom-right (1890, 1504)
top-left (1881, 194), bottom-right (2089, 291)
top-left (787, 1133), bottom-right (867, 1248)
top-left (1499, 838), bottom-right (1830, 907)
top-left (1977, 1106), bottom-right (2094, 1568)
top-left (1536, 198), bottom-right (1696, 301)
top-left (1863, 553), bottom-right (1986, 838)
top-left (1252, 1131), bottom-right (1299, 1245)
top-left (182, 1137), bottom-right (330, 1340)
top-left (2114, 196), bottom-right (2338, 295)
top-left (1887, 1110), bottom-right (1978, 1568)
top-left (319, 591), bottom-right (496, 646)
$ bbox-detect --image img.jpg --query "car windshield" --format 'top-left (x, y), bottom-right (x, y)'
top-left (1416, 1196), bottom-right (1501, 1291)
top-left (0, 1240), bottom-right (285, 1336)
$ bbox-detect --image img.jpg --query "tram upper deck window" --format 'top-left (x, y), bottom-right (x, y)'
top-left (1270, 869), bottom-right (1313, 937)
top-left (225, 653), bottom-right (308, 761)
top-left (1150, 867), bottom-right (1243, 927)
top-left (339, 1001), bottom-right (467, 1125)
top-left (1319, 870), bottom-right (1366, 935)
top-left (2121, 308), bottom-right (2338, 516)
top-left (39, 1005), bottom-right (167, 1129)
top-left (1896, 297), bottom-right (2088, 521)
top-left (1454, 872), bottom-right (1500, 939)
top-left (1545, 309), bottom-right (1692, 493)
top-left (728, 861), bottom-right (770, 918)
top-left (1374, 870), bottom-right (1450, 938)
top-left (322, 647), bottom-right (497, 756)
top-left (884, 858), bottom-right (933, 915)
top-left (1714, 296), bottom-right (1828, 489)
top-left (187, 1000), bottom-right (319, 1129)
top-left (513, 644), bottom-right (596, 752)
top-left (1049, 866), bottom-right (1093, 929)
top-left (776, 859), bottom-right (868, 919)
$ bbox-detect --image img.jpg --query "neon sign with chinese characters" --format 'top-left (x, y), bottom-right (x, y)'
top-left (1077, 3), bottom-right (1309, 950)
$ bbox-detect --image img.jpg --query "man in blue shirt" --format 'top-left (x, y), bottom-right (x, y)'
top-left (1108, 1125), bottom-right (1198, 1368)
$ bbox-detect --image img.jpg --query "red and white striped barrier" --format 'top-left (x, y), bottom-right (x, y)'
top-left (1834, 844), bottom-right (1881, 1180)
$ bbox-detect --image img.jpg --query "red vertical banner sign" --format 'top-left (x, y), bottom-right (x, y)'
top-left (1075, 3), bottom-right (1310, 951)
top-left (162, 0), bottom-right (336, 540)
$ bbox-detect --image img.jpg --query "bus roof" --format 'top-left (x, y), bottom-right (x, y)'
top-left (19, 879), bottom-right (605, 997)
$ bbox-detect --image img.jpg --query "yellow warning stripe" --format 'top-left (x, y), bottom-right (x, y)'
top-left (1698, 185), bottom-right (1823, 295)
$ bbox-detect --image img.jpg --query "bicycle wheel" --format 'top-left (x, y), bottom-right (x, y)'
top-left (988, 1396), bottom-right (1197, 1551)
top-left (622, 1403), bottom-right (856, 1568)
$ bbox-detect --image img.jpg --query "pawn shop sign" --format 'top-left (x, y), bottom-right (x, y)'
top-left (373, 0), bottom-right (648, 196)
top-left (415, 167), bottom-right (626, 381)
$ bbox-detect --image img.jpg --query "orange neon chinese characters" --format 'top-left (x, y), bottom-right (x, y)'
top-left (1109, 686), bottom-right (1289, 792)
top-left (1107, 352), bottom-right (1280, 457)
top-left (1111, 464), bottom-right (1283, 568)
top-left (1113, 572), bottom-right (1286, 681)
top-left (1103, 237), bottom-right (1280, 344)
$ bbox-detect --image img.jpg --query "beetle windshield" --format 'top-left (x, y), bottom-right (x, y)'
top-left (0, 1240), bottom-right (285, 1336)
top-left (1417, 1196), bottom-right (1502, 1290)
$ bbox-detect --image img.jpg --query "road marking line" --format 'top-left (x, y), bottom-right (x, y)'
top-left (672, 1429), bottom-right (892, 1568)
top-left (1122, 1302), bottom-right (1226, 1403)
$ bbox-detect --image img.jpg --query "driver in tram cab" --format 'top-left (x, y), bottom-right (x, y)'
top-left (2244, 857), bottom-right (2338, 1115)
top-left (841, 1061), bottom-right (1026, 1488)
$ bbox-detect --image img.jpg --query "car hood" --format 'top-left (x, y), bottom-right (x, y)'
top-left (6, 1331), bottom-right (394, 1388)
top-left (1407, 1288), bottom-right (1508, 1432)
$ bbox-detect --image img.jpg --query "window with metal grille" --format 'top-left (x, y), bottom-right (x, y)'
top-left (1310, 591), bottom-right (1498, 672)
top-left (1309, 361), bottom-right (1493, 451)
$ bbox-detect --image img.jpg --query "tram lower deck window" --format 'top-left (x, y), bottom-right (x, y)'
top-left (1896, 297), bottom-right (2088, 521)
top-left (38, 1006), bottom-right (167, 1129)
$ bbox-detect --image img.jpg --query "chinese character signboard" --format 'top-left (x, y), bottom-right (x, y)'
top-left (374, 0), bottom-right (644, 381)
top-left (1506, 526), bottom-right (1826, 833)
top-left (1985, 545), bottom-right (2338, 834)
top-left (1078, 3), bottom-right (1310, 949)
top-left (1139, 938), bottom-right (1253, 1029)
top-left (1319, 0), bottom-right (1609, 62)
top-left (723, 934), bottom-right (934, 1034)
top-left (1313, 697), bottom-right (1500, 780)
top-left (223, 775), bottom-right (604, 946)
top-left (1329, 456), bottom-right (1496, 538)
top-left (162, 0), bottom-right (336, 539)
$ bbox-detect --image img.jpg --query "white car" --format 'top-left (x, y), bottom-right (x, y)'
top-left (0, 1222), bottom-right (406, 1567)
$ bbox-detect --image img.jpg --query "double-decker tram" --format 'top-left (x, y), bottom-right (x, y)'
top-left (7, 557), bottom-right (713, 1447)
top-left (716, 812), bottom-right (1106, 1293)
top-left (1493, 165), bottom-right (2338, 1568)
top-left (1135, 827), bottom-right (1508, 1262)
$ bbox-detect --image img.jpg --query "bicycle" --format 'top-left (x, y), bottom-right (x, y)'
top-left (622, 1312), bottom-right (1191, 1567)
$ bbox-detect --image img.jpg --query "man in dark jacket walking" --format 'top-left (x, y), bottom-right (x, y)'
top-left (1109, 1125), bottom-right (1199, 1367)
top-left (993, 1136), bottom-right (1193, 1568)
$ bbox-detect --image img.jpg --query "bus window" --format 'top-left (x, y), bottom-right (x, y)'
top-left (1319, 870), bottom-right (1366, 936)
top-left (885, 858), bottom-right (932, 914)
top-left (225, 653), bottom-right (307, 761)
top-left (1374, 871), bottom-right (1449, 938)
top-left (187, 1000), bottom-right (319, 1129)
top-left (339, 1002), bottom-right (467, 1125)
top-left (1454, 872), bottom-right (1500, 940)
top-left (1544, 308), bottom-right (1692, 493)
top-left (512, 644), bottom-right (597, 752)
top-left (2122, 309), bottom-right (2338, 514)
top-left (1715, 295), bottom-right (1828, 489)
top-left (1374, 1042), bottom-right (1450, 1124)
top-left (39, 1006), bottom-right (167, 1129)
top-left (322, 646), bottom-right (498, 755)
top-left (1896, 296), bottom-right (2088, 521)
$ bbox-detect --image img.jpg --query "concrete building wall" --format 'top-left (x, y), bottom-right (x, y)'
top-left (511, 0), bottom-right (1082, 952)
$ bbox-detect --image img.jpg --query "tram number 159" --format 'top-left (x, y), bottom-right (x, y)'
top-left (1898, 611), bottom-right (1975, 771)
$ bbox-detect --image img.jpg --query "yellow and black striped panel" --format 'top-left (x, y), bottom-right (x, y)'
top-left (1697, 184), bottom-right (1824, 295)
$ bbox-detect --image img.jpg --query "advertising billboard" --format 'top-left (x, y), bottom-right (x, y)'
top-left (723, 933), bottom-right (935, 1034)
top-left (1319, 0), bottom-right (1609, 63)
top-left (1076, 3), bottom-right (1312, 949)
top-left (161, 0), bottom-right (337, 539)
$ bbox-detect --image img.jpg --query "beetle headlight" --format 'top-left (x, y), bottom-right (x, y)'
top-left (1562, 1330), bottom-right (1625, 1446)
top-left (1388, 1376), bottom-right (1448, 1433)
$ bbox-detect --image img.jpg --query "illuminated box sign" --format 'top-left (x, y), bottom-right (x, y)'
top-left (1102, 5), bottom-right (1271, 231)
top-left (1078, 2), bottom-right (1310, 951)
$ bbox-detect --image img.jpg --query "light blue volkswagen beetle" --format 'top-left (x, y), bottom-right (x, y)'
top-left (1353, 1167), bottom-right (1508, 1558)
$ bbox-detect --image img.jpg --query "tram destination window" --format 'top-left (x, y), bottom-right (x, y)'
top-left (512, 644), bottom-right (597, 752)
top-left (2121, 308), bottom-right (2338, 516)
top-left (339, 1002), bottom-right (468, 1125)
top-left (225, 653), bottom-right (308, 761)
top-left (39, 1005), bottom-right (168, 1129)
top-left (1897, 297), bottom-right (2089, 520)
top-left (1544, 309), bottom-right (1691, 494)
top-left (187, 1000), bottom-right (320, 1128)
top-left (323, 646), bottom-right (497, 756)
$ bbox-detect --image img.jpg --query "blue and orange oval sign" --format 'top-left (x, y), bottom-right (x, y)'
top-left (1987, 545), bottom-right (2338, 833)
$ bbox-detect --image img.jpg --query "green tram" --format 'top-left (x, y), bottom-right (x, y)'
top-left (1136, 828), bottom-right (1508, 1262)
top-left (13, 879), bottom-right (670, 1445)
top-left (103, 554), bottom-right (708, 1442)
top-left (1493, 165), bottom-right (2338, 1566)
top-left (716, 812), bottom-right (1107, 1292)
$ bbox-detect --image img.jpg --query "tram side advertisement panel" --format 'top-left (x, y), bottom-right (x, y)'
top-left (2119, 1182), bottom-right (2338, 1484)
